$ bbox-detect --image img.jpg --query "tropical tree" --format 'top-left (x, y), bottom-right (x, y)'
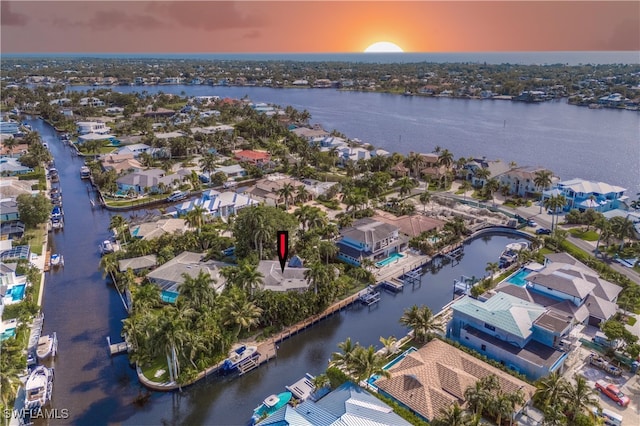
top-left (178, 271), bottom-right (216, 310)
top-left (350, 345), bottom-right (391, 382)
top-left (484, 178), bottom-right (501, 205)
top-left (534, 169), bottom-right (554, 212)
top-left (199, 152), bottom-right (218, 177)
top-left (397, 176), bottom-right (416, 197)
top-left (399, 305), bottom-right (443, 343)
top-left (278, 183), bottom-right (296, 210)
top-left (543, 195), bottom-right (567, 231)
top-left (222, 290), bottom-right (263, 338)
top-left (610, 215), bottom-right (635, 250)
top-left (185, 205), bottom-right (207, 232)
top-left (561, 374), bottom-right (600, 422)
top-left (330, 337), bottom-right (358, 373)
top-left (236, 262), bottom-right (264, 296)
top-left (419, 190), bottom-right (431, 213)
top-left (432, 402), bottom-right (472, 426)
top-left (0, 338), bottom-right (24, 414)
top-left (438, 149), bottom-right (454, 188)
top-left (379, 335), bottom-right (398, 356)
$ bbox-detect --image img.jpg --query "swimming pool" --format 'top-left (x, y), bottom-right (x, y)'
top-left (375, 252), bottom-right (405, 268)
top-left (367, 347), bottom-right (418, 389)
top-left (8, 284), bottom-right (26, 302)
top-left (161, 290), bottom-right (179, 304)
top-left (506, 269), bottom-right (531, 287)
top-left (0, 327), bottom-right (16, 341)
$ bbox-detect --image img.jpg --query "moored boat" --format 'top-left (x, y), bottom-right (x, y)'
top-left (50, 253), bottom-right (63, 267)
top-left (24, 365), bottom-right (54, 410)
top-left (36, 332), bottom-right (58, 360)
top-left (222, 344), bottom-right (258, 372)
top-left (250, 391), bottom-right (292, 424)
top-left (80, 166), bottom-right (91, 179)
top-left (499, 241), bottom-right (529, 267)
top-left (100, 240), bottom-right (114, 255)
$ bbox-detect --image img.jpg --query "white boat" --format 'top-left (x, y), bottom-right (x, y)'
top-left (50, 253), bottom-right (63, 267)
top-left (499, 241), bottom-right (529, 267)
top-left (222, 344), bottom-right (258, 371)
top-left (100, 240), bottom-right (114, 255)
top-left (51, 217), bottom-right (63, 230)
top-left (36, 332), bottom-right (58, 360)
top-left (24, 365), bottom-right (54, 410)
top-left (80, 166), bottom-right (91, 179)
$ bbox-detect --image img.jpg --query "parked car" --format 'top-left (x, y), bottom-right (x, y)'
top-left (536, 228), bottom-right (552, 235)
top-left (166, 191), bottom-right (189, 203)
top-left (526, 219), bottom-right (538, 227)
top-left (595, 380), bottom-right (630, 407)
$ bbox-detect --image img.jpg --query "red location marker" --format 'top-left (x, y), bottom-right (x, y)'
top-left (277, 231), bottom-right (289, 273)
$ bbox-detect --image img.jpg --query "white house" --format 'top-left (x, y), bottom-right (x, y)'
top-left (79, 97), bottom-right (105, 107)
top-left (76, 121), bottom-right (110, 135)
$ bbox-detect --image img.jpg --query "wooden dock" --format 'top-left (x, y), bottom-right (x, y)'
top-left (43, 250), bottom-right (51, 272)
top-left (380, 280), bottom-right (404, 292)
top-left (238, 341), bottom-right (277, 376)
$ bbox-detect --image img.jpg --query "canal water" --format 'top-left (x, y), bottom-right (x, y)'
top-left (31, 116), bottom-right (529, 425)
top-left (69, 85), bottom-right (640, 192)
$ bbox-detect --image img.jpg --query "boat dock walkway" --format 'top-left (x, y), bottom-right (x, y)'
top-left (380, 280), bottom-right (404, 292)
top-left (43, 250), bottom-right (51, 272)
top-left (107, 336), bottom-right (130, 356)
top-left (27, 313), bottom-right (45, 353)
top-left (238, 341), bottom-right (277, 376)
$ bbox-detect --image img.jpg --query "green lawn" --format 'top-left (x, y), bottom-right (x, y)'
top-left (24, 224), bottom-right (47, 255)
top-left (141, 357), bottom-right (170, 383)
top-left (628, 316), bottom-right (637, 326)
top-left (569, 228), bottom-right (600, 241)
top-left (103, 193), bottom-right (168, 208)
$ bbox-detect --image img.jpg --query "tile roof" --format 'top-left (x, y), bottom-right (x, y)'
top-left (372, 212), bottom-right (445, 238)
top-left (375, 340), bottom-right (534, 422)
top-left (527, 263), bottom-right (596, 299)
top-left (558, 178), bottom-right (626, 194)
top-left (452, 293), bottom-right (546, 339)
top-left (583, 294), bottom-right (618, 320)
top-left (340, 218), bottom-right (398, 245)
top-left (146, 251), bottom-right (228, 293)
top-left (118, 255), bottom-right (158, 272)
top-left (257, 261), bottom-right (310, 292)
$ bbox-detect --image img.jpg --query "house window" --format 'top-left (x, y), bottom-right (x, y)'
top-left (481, 344), bottom-right (486, 351)
top-left (484, 323), bottom-right (496, 332)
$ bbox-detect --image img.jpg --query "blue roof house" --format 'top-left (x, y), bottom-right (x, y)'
top-left (257, 382), bottom-right (411, 426)
top-left (447, 292), bottom-right (570, 380)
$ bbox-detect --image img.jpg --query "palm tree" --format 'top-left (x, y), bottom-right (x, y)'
top-left (397, 176), bottom-right (416, 197)
top-left (484, 178), bottom-right (500, 205)
top-left (438, 149), bottom-right (454, 188)
top-left (543, 195), bottom-right (566, 231)
top-left (304, 261), bottom-right (332, 295)
top-left (534, 169), bottom-right (553, 213)
top-left (0, 339), bottom-right (23, 415)
top-left (351, 345), bottom-right (391, 382)
top-left (278, 183), bottom-right (295, 210)
top-left (99, 253), bottom-right (120, 282)
top-left (419, 190), bottom-right (431, 213)
top-left (610, 215), bottom-right (635, 250)
top-left (464, 380), bottom-right (491, 417)
top-left (178, 270), bottom-right (216, 310)
top-left (405, 152), bottom-right (422, 179)
top-left (222, 291), bottom-right (263, 337)
top-left (485, 261), bottom-right (500, 280)
top-left (399, 305), bottom-right (443, 343)
top-left (330, 337), bottom-right (358, 374)
top-left (561, 374), bottom-right (600, 422)
top-left (295, 185), bottom-right (310, 204)
top-left (2, 137), bottom-right (18, 157)
top-left (199, 152), bottom-right (218, 177)
top-left (110, 214), bottom-right (129, 244)
top-left (185, 205), bottom-right (207, 232)
top-left (594, 216), bottom-right (612, 254)
top-left (236, 262), bottom-right (264, 296)
top-left (379, 335), bottom-right (398, 356)
top-left (432, 402), bottom-right (472, 426)
top-left (311, 374), bottom-right (330, 392)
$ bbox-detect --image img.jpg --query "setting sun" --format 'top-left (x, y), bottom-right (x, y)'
top-left (364, 41), bottom-right (404, 53)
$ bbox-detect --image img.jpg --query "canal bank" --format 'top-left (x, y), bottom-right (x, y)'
top-left (30, 116), bottom-right (536, 425)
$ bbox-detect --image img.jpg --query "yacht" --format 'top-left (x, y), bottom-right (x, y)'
top-left (499, 241), bottom-right (529, 267)
top-left (51, 217), bottom-right (64, 230)
top-left (36, 332), bottom-right (58, 360)
top-left (24, 366), bottom-right (54, 410)
top-left (50, 253), bottom-right (64, 267)
top-left (51, 205), bottom-right (62, 219)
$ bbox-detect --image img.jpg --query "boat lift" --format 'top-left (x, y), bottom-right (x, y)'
top-left (358, 286), bottom-right (380, 307)
top-left (403, 269), bottom-right (422, 289)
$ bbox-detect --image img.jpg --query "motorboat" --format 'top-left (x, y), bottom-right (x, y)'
top-left (24, 365), bottom-right (54, 410)
top-left (51, 205), bottom-right (62, 218)
top-left (100, 240), bottom-right (115, 255)
top-left (51, 217), bottom-right (64, 230)
top-left (36, 332), bottom-right (58, 360)
top-left (80, 166), bottom-right (91, 179)
top-left (222, 344), bottom-right (258, 372)
top-left (499, 241), bottom-right (529, 267)
top-left (251, 391), bottom-right (292, 424)
top-left (50, 253), bottom-right (64, 267)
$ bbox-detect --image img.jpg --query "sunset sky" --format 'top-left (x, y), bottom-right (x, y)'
top-left (2, 1), bottom-right (639, 53)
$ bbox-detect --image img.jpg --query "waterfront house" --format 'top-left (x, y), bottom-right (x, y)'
top-left (76, 121), bottom-right (110, 135)
top-left (100, 153), bottom-right (143, 174)
top-left (498, 166), bottom-right (556, 198)
top-left (247, 175), bottom-right (313, 206)
top-left (449, 252), bottom-right (622, 380)
top-left (115, 143), bottom-right (153, 157)
top-left (257, 381), bottom-right (412, 426)
top-left (373, 212), bottom-right (445, 238)
top-left (130, 218), bottom-right (190, 240)
top-left (256, 260), bottom-right (310, 292)
top-left (462, 158), bottom-right (511, 188)
top-left (0, 177), bottom-right (38, 198)
top-left (175, 190), bottom-right (258, 219)
top-left (118, 255), bottom-right (158, 273)
top-left (290, 126), bottom-right (330, 141)
top-left (0, 141), bottom-right (29, 159)
top-left (447, 292), bottom-right (568, 380)
top-left (146, 251), bottom-right (228, 303)
top-left (0, 158), bottom-right (33, 176)
top-left (0, 261), bottom-right (28, 306)
top-left (541, 178), bottom-right (626, 213)
top-left (336, 218), bottom-right (408, 266)
top-left (116, 169), bottom-right (181, 194)
top-left (374, 339), bottom-right (534, 423)
top-left (79, 97), bottom-right (105, 107)
top-left (143, 108), bottom-right (176, 119)
top-left (233, 150), bottom-right (271, 166)
top-left (190, 124), bottom-right (234, 136)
